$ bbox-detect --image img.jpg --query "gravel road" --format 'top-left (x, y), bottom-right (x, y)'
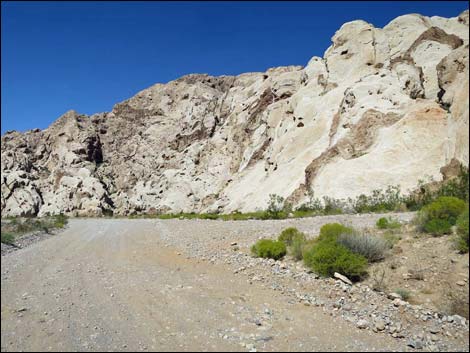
top-left (1, 213), bottom-right (467, 352)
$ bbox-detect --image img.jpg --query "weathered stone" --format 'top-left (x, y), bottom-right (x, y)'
top-left (356, 319), bottom-right (369, 329)
top-left (334, 272), bottom-right (353, 285)
top-left (374, 319), bottom-right (386, 331)
top-left (388, 292), bottom-right (403, 300)
top-left (393, 298), bottom-right (407, 307)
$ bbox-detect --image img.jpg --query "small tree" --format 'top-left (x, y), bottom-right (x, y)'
top-left (296, 189), bottom-right (323, 212)
top-left (267, 194), bottom-right (285, 219)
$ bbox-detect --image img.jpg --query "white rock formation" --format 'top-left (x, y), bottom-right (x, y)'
top-left (1, 10), bottom-right (468, 216)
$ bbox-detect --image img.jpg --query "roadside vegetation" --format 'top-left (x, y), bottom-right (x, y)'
top-left (250, 223), bottom-right (393, 281)
top-left (416, 196), bottom-right (466, 236)
top-left (376, 216), bottom-right (401, 230)
top-left (454, 204), bottom-right (469, 253)
top-left (251, 239), bottom-right (286, 260)
top-left (1, 232), bottom-right (15, 245)
top-left (125, 165), bottom-right (469, 222)
top-left (1, 215), bottom-right (68, 246)
top-left (244, 165), bottom-right (469, 317)
top-left (248, 168), bottom-right (468, 282)
top-left (277, 227), bottom-right (307, 261)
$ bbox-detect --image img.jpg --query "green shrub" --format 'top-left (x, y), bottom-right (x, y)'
top-left (376, 217), bottom-right (401, 229)
top-left (318, 223), bottom-right (354, 242)
top-left (394, 288), bottom-right (411, 301)
top-left (296, 191), bottom-right (323, 213)
top-left (337, 232), bottom-right (389, 262)
top-left (303, 241), bottom-right (367, 280)
top-left (266, 194), bottom-right (285, 219)
top-left (406, 166), bottom-right (469, 210)
top-left (376, 217), bottom-right (388, 229)
top-left (455, 205), bottom-right (469, 253)
top-left (15, 221), bottom-right (32, 233)
top-left (352, 185), bottom-right (404, 213)
top-left (424, 219), bottom-right (452, 235)
top-left (290, 233), bottom-right (307, 261)
top-left (292, 209), bottom-right (318, 218)
top-left (322, 196), bottom-right (346, 215)
top-left (1, 232), bottom-right (15, 245)
top-left (278, 227), bottom-right (302, 246)
top-left (301, 239), bottom-right (317, 259)
top-left (53, 214), bottom-right (68, 229)
top-left (251, 239), bottom-right (287, 260)
top-left (199, 213), bottom-right (219, 220)
top-left (277, 227), bottom-right (307, 261)
top-left (418, 196), bottom-right (466, 235)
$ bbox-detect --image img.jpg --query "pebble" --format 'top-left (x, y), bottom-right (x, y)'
top-left (374, 320), bottom-right (386, 331)
top-left (334, 272), bottom-right (352, 285)
top-left (356, 319), bottom-right (369, 329)
top-left (407, 338), bottom-right (423, 349)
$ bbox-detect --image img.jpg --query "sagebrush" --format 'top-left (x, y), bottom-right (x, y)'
top-left (337, 232), bottom-right (389, 262)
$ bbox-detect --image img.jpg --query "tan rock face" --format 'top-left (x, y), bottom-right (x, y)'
top-left (1, 11), bottom-right (469, 216)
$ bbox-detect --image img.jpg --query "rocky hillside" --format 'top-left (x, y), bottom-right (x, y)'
top-left (1, 11), bottom-right (469, 217)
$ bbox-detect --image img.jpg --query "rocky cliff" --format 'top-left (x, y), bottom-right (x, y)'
top-left (1, 11), bottom-right (469, 217)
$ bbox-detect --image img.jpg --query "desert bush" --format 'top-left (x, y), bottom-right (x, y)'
top-left (394, 288), bottom-right (411, 301)
top-left (376, 217), bottom-right (401, 229)
top-left (382, 231), bottom-right (401, 248)
top-left (277, 227), bottom-right (307, 261)
top-left (370, 266), bottom-right (387, 292)
top-left (322, 196), bottom-right (346, 215)
top-left (278, 227), bottom-right (302, 246)
top-left (337, 232), bottom-right (389, 262)
top-left (53, 214), bottom-right (68, 228)
top-left (266, 194), bottom-right (285, 219)
top-left (455, 205), bottom-right (469, 253)
top-left (199, 213), bottom-right (219, 220)
top-left (290, 232), bottom-right (307, 261)
top-left (317, 223), bottom-right (354, 242)
top-left (9, 218), bottom-right (18, 225)
top-left (296, 190), bottom-right (323, 213)
top-left (443, 283), bottom-right (469, 319)
top-left (424, 219), bottom-right (452, 235)
top-left (301, 239), bottom-right (317, 259)
top-left (352, 185), bottom-right (404, 213)
top-left (5, 216), bottom-right (70, 234)
top-left (15, 220), bottom-right (32, 233)
top-left (10, 218), bottom-right (45, 234)
top-left (406, 166), bottom-right (469, 210)
top-left (437, 166), bottom-right (469, 201)
top-left (376, 217), bottom-right (389, 229)
top-left (303, 240), bottom-right (367, 280)
top-left (1, 232), bottom-right (15, 245)
top-left (251, 239), bottom-right (286, 260)
top-left (417, 196), bottom-right (466, 235)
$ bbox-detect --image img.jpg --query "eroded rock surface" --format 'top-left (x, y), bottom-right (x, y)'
top-left (1, 11), bottom-right (469, 216)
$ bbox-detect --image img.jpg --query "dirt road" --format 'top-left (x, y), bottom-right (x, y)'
top-left (0, 215), bottom-right (465, 351)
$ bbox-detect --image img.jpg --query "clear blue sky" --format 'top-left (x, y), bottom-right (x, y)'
top-left (1, 1), bottom-right (468, 134)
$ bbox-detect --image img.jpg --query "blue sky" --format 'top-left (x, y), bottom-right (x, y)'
top-left (1, 1), bottom-right (468, 134)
